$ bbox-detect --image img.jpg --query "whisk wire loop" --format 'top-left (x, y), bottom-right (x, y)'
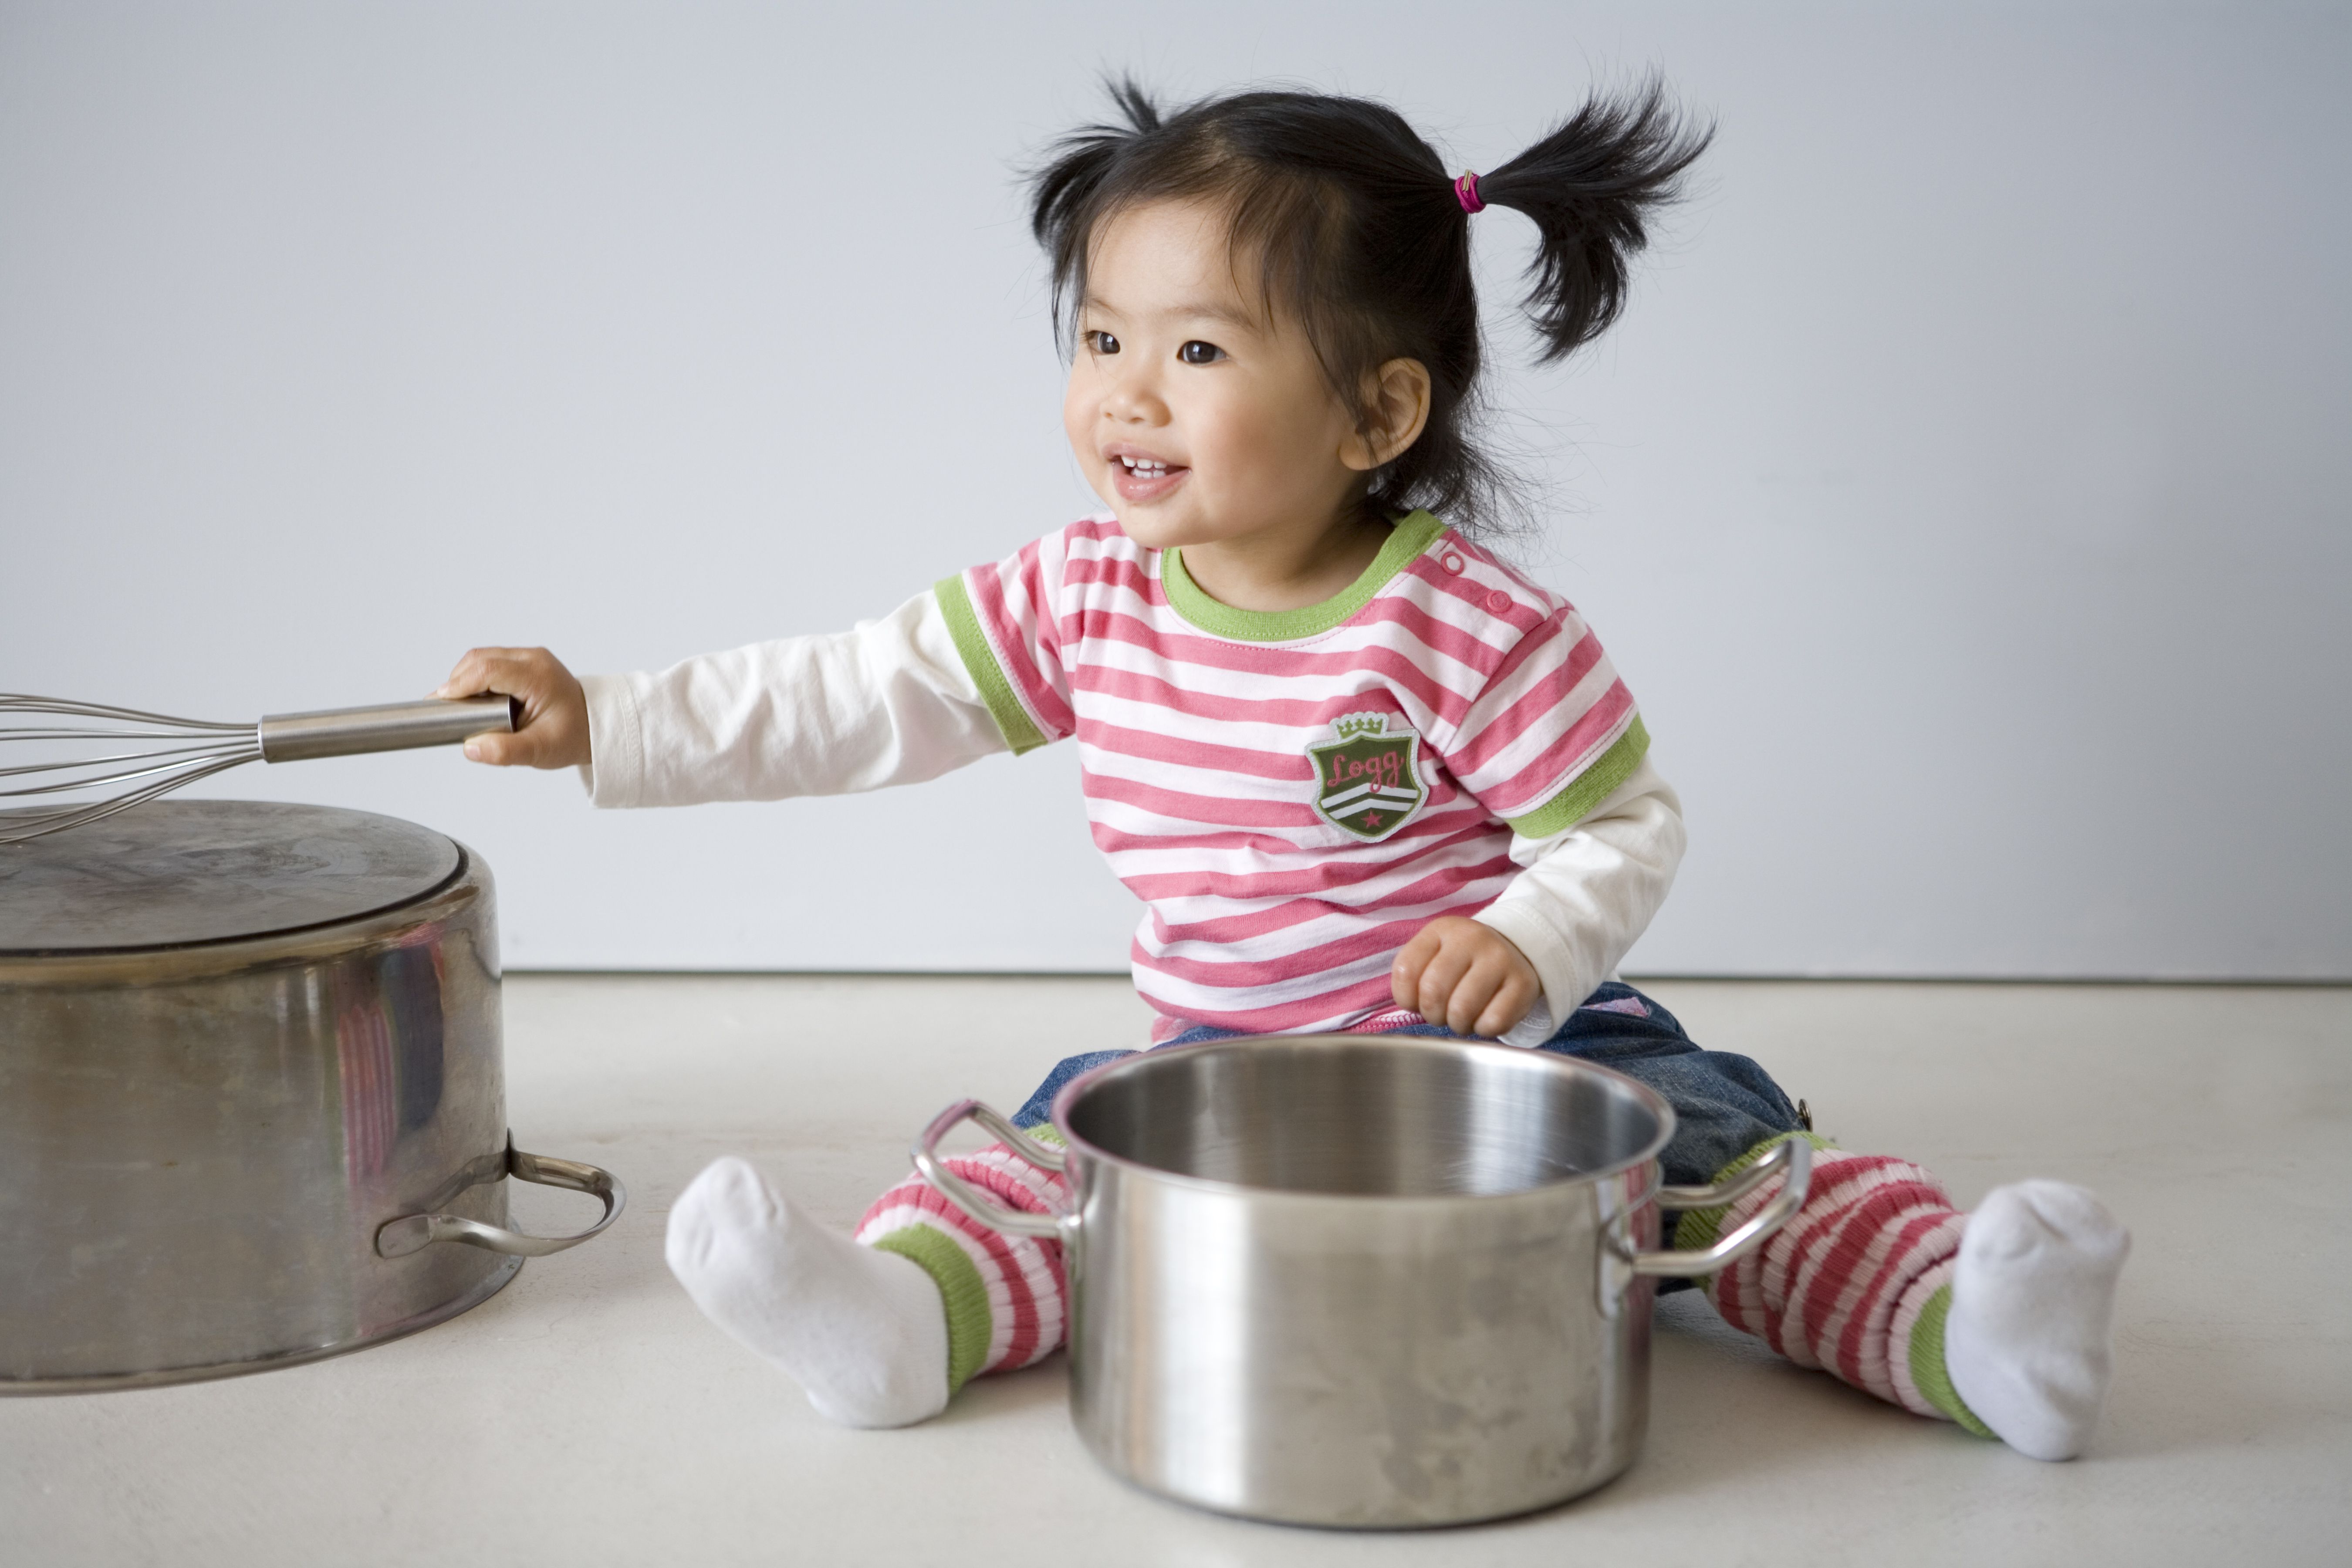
top-left (0, 691), bottom-right (514, 846)
top-left (0, 695), bottom-right (253, 732)
top-left (3, 754), bottom-right (262, 844)
top-left (0, 743), bottom-right (265, 797)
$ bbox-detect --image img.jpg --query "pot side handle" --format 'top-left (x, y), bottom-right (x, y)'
top-left (375, 1135), bottom-right (627, 1259)
top-left (910, 1099), bottom-right (1072, 1241)
top-left (1622, 1136), bottom-right (1812, 1277)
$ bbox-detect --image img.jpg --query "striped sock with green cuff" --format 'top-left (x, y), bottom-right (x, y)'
top-left (1678, 1135), bottom-right (2126, 1459)
top-left (854, 1126), bottom-right (1071, 1392)
top-left (663, 1156), bottom-right (951, 1428)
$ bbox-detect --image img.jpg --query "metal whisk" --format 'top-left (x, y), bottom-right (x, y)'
top-left (0, 693), bottom-right (516, 845)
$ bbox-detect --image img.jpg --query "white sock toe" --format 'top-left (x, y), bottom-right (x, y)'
top-left (664, 1156), bottom-right (951, 1429)
top-left (1945, 1179), bottom-right (2130, 1460)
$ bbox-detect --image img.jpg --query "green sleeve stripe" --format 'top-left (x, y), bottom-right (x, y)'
top-left (934, 574), bottom-right (1050, 756)
top-left (1501, 715), bottom-right (1651, 840)
top-left (867, 1225), bottom-right (990, 1393)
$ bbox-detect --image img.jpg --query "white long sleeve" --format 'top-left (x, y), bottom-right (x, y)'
top-left (1472, 757), bottom-right (1686, 1044)
top-left (576, 591), bottom-right (1007, 808)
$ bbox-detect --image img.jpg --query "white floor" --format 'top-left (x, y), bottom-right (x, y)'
top-left (6, 976), bottom-right (2347, 1566)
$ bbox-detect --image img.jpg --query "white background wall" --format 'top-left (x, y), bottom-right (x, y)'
top-left (3, 2), bottom-right (2345, 978)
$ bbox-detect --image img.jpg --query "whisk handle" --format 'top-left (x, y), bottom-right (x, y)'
top-left (257, 696), bottom-right (519, 763)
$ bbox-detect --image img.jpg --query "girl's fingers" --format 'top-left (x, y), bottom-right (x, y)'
top-left (484, 653), bottom-right (542, 701)
top-left (436, 655), bottom-right (501, 701)
top-left (1390, 928), bottom-right (1440, 1011)
top-left (437, 647), bottom-right (543, 702)
top-left (1430, 930), bottom-right (1541, 1036)
top-left (1472, 971), bottom-right (1538, 1038)
top-left (1443, 960), bottom-right (1505, 1034)
top-left (462, 729), bottom-right (527, 767)
top-left (431, 658), bottom-right (477, 700)
top-left (1415, 943), bottom-right (1478, 1025)
top-left (466, 710), bottom-right (572, 767)
top-left (1402, 919), bottom-right (1544, 1035)
top-left (436, 648), bottom-right (587, 769)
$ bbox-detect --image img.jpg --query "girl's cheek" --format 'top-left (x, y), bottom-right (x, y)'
top-left (1061, 372), bottom-right (1092, 451)
top-left (1063, 384), bottom-right (1110, 492)
top-left (1177, 395), bottom-right (1247, 480)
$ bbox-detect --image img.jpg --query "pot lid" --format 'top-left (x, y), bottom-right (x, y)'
top-left (0, 800), bottom-right (463, 954)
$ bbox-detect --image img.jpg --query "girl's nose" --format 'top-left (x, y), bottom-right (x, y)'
top-left (1100, 368), bottom-right (1167, 426)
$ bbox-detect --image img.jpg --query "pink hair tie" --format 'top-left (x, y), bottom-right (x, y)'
top-left (1454, 170), bottom-right (1486, 215)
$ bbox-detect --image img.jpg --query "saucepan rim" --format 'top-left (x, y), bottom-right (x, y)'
top-left (1044, 1031), bottom-right (1679, 1203)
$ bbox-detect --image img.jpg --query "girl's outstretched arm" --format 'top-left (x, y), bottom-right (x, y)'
top-left (439, 591), bottom-right (1012, 808)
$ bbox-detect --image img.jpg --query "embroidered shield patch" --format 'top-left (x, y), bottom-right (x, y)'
top-left (1308, 712), bottom-right (1427, 842)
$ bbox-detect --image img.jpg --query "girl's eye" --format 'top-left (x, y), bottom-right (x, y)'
top-left (1178, 340), bottom-right (1226, 365)
top-left (1085, 330), bottom-right (1120, 355)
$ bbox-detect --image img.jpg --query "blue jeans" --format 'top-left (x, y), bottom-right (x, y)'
top-left (1010, 981), bottom-right (1805, 1189)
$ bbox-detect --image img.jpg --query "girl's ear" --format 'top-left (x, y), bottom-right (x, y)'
top-left (1342, 358), bottom-right (1433, 472)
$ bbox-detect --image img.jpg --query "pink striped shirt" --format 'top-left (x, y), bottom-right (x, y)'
top-left (936, 510), bottom-right (1649, 1042)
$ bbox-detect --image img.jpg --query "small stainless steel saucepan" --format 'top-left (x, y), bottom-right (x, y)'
top-left (915, 1034), bottom-right (1808, 1528)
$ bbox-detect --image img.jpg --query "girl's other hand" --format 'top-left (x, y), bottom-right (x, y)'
top-left (433, 647), bottom-right (591, 769)
top-left (1391, 917), bottom-right (1542, 1038)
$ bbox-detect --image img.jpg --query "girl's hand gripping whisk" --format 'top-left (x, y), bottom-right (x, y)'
top-left (434, 646), bottom-right (591, 770)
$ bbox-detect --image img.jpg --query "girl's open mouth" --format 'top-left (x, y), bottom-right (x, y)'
top-left (1112, 453), bottom-right (1188, 503)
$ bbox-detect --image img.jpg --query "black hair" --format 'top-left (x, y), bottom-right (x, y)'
top-left (1029, 77), bottom-right (1711, 536)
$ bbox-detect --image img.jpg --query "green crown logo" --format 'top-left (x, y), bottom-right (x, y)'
top-left (1332, 713), bottom-right (1389, 741)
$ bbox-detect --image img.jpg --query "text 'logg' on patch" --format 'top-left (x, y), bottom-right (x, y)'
top-left (1307, 712), bottom-right (1427, 842)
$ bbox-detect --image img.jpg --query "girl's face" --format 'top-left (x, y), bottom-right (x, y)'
top-left (1062, 199), bottom-right (1367, 555)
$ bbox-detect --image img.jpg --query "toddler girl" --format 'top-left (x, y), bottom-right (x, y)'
top-left (441, 80), bottom-right (2128, 1461)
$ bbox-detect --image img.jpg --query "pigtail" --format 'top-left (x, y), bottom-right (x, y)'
top-left (1477, 78), bottom-right (1713, 363)
top-left (1029, 78), bottom-right (1164, 345)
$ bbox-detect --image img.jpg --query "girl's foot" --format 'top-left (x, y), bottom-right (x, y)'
top-left (664, 1156), bottom-right (951, 1428)
top-left (1945, 1179), bottom-right (2131, 1460)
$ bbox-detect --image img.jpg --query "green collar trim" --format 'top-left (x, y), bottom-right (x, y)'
top-left (1161, 511), bottom-right (1447, 643)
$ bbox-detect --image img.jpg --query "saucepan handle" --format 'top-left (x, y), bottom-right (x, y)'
top-left (375, 1135), bottom-right (627, 1259)
top-left (911, 1099), bottom-right (1073, 1242)
top-left (1622, 1136), bottom-right (1812, 1277)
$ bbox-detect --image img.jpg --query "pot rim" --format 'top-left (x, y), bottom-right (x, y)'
top-left (1045, 1031), bottom-right (1678, 1204)
top-left (0, 846), bottom-right (490, 987)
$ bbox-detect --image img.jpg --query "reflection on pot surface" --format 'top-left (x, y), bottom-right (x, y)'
top-left (0, 801), bottom-right (622, 1392)
top-left (916, 1036), bottom-right (1808, 1527)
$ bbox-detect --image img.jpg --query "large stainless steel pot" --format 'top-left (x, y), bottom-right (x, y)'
top-left (915, 1035), bottom-right (1809, 1527)
top-left (0, 800), bottom-right (623, 1393)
